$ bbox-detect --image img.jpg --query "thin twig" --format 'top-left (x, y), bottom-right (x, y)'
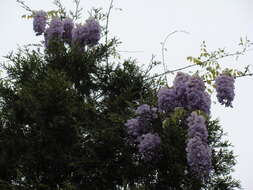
top-left (149, 48), bottom-right (252, 80)
top-left (148, 64), bottom-right (196, 80)
top-left (16, 0), bottom-right (33, 12)
top-left (72, 0), bottom-right (82, 21)
top-left (161, 30), bottom-right (190, 83)
top-left (105, 0), bottom-right (114, 70)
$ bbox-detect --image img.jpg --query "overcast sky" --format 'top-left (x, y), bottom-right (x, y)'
top-left (0, 0), bottom-right (253, 189)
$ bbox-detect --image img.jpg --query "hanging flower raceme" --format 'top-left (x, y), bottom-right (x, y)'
top-left (186, 136), bottom-right (212, 178)
top-left (44, 18), bottom-right (64, 47)
top-left (185, 75), bottom-right (211, 114)
top-left (125, 104), bottom-right (161, 161)
top-left (33, 10), bottom-right (47, 36)
top-left (215, 74), bottom-right (235, 107)
top-left (157, 87), bottom-right (180, 112)
top-left (173, 72), bottom-right (191, 97)
top-left (62, 18), bottom-right (74, 43)
top-left (137, 133), bottom-right (161, 161)
top-left (85, 17), bottom-right (101, 46)
top-left (158, 73), bottom-right (211, 115)
top-left (125, 117), bottom-right (145, 138)
top-left (136, 104), bottom-right (158, 121)
top-left (186, 112), bottom-right (212, 178)
top-left (187, 112), bottom-right (208, 143)
top-left (72, 18), bottom-right (101, 49)
top-left (72, 24), bottom-right (89, 48)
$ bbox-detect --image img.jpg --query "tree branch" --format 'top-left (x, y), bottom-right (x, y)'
top-left (161, 30), bottom-right (190, 83)
top-left (105, 0), bottom-right (114, 70)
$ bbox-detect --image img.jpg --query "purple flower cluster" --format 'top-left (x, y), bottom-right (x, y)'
top-left (85, 18), bottom-right (101, 46)
top-left (187, 112), bottom-right (208, 142)
top-left (32, 11), bottom-right (101, 49)
top-left (215, 74), bottom-right (235, 107)
top-left (157, 87), bottom-right (180, 112)
top-left (33, 10), bottom-right (47, 36)
top-left (185, 76), bottom-right (211, 114)
top-left (186, 136), bottom-right (212, 178)
top-left (137, 133), bottom-right (161, 161)
top-left (125, 104), bottom-right (161, 161)
top-left (72, 17), bottom-right (101, 47)
top-left (157, 72), bottom-right (211, 114)
top-left (136, 104), bottom-right (158, 121)
top-left (63, 18), bottom-right (74, 42)
top-left (186, 112), bottom-right (212, 178)
top-left (45, 18), bottom-right (64, 42)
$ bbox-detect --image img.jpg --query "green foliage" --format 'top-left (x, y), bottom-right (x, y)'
top-left (0, 1), bottom-right (243, 189)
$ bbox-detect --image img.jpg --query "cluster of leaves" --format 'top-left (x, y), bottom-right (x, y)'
top-left (186, 38), bottom-right (252, 93)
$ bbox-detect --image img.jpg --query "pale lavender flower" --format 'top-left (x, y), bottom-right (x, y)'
top-left (85, 17), bottom-right (101, 46)
top-left (33, 10), bottom-right (47, 36)
top-left (187, 112), bottom-right (208, 142)
top-left (215, 74), bottom-right (235, 107)
top-left (72, 24), bottom-right (89, 48)
top-left (157, 87), bottom-right (180, 112)
top-left (63, 18), bottom-right (74, 42)
top-left (186, 76), bottom-right (211, 114)
top-left (125, 118), bottom-right (142, 137)
top-left (186, 136), bottom-right (212, 178)
top-left (44, 18), bottom-right (64, 47)
top-left (173, 72), bottom-right (191, 97)
top-left (136, 104), bottom-right (158, 121)
top-left (138, 133), bottom-right (161, 161)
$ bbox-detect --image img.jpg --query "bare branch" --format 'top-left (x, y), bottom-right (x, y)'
top-left (105, 0), bottom-right (114, 69)
top-left (16, 0), bottom-right (33, 12)
top-left (148, 45), bottom-right (252, 80)
top-left (161, 30), bottom-right (190, 83)
top-left (70, 0), bottom-right (83, 21)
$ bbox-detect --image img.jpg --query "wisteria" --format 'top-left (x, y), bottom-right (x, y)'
top-left (136, 104), bottom-right (158, 121)
top-left (125, 117), bottom-right (145, 138)
top-left (173, 72), bottom-right (191, 97)
top-left (187, 112), bottom-right (208, 142)
top-left (158, 73), bottom-right (211, 114)
top-left (157, 87), bottom-right (180, 112)
top-left (44, 18), bottom-right (64, 47)
top-left (125, 104), bottom-right (161, 161)
top-left (63, 18), bottom-right (74, 43)
top-left (72, 24), bottom-right (89, 47)
top-left (185, 75), bottom-right (211, 114)
top-left (215, 74), bottom-right (235, 107)
top-left (186, 112), bottom-right (211, 178)
top-left (186, 136), bottom-right (212, 178)
top-left (85, 17), bottom-right (101, 46)
top-left (32, 11), bottom-right (101, 49)
top-left (137, 133), bottom-right (161, 161)
top-left (33, 10), bottom-right (47, 36)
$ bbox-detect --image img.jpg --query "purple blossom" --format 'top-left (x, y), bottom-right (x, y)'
top-left (33, 10), bottom-right (47, 36)
top-left (173, 72), bottom-right (191, 97)
top-left (125, 118), bottom-right (143, 137)
top-left (157, 87), bottom-right (180, 112)
top-left (137, 133), bottom-right (161, 161)
top-left (186, 136), bottom-right (212, 178)
top-left (136, 104), bottom-right (158, 121)
top-left (44, 18), bottom-right (64, 47)
top-left (215, 74), bottom-right (235, 107)
top-left (63, 18), bottom-right (74, 42)
top-left (72, 24), bottom-right (89, 48)
top-left (158, 73), bottom-right (211, 114)
top-left (187, 112), bottom-right (208, 142)
top-left (186, 76), bottom-right (211, 114)
top-left (187, 75), bottom-right (205, 91)
top-left (85, 17), bottom-right (101, 46)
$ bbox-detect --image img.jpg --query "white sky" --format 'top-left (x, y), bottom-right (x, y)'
top-left (1, 0), bottom-right (253, 189)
